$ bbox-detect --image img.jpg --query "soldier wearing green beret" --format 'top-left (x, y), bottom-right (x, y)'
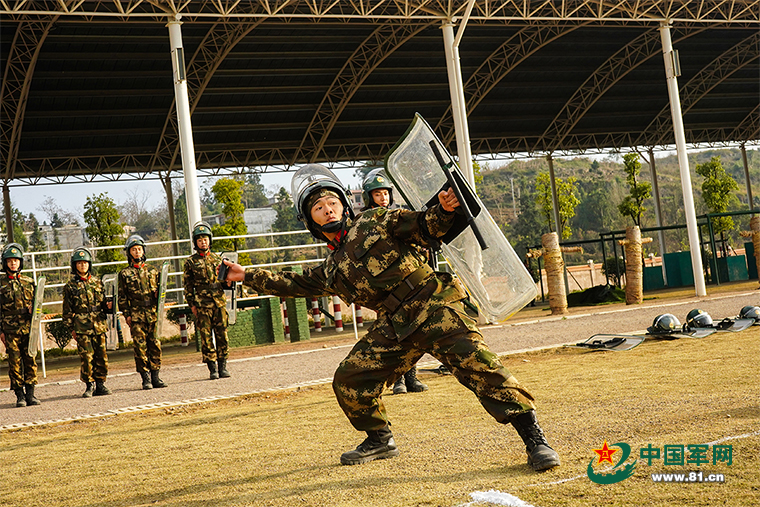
top-left (222, 164), bottom-right (560, 472)
top-left (0, 243), bottom-right (40, 407)
top-left (184, 221), bottom-right (232, 380)
top-left (118, 234), bottom-right (167, 390)
top-left (63, 247), bottom-right (113, 398)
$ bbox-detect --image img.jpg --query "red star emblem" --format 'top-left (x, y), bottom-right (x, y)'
top-left (593, 441), bottom-right (618, 465)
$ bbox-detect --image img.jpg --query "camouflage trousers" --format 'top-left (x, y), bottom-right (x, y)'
top-left (129, 320), bottom-right (162, 372)
top-left (5, 333), bottom-right (37, 389)
top-left (75, 332), bottom-right (109, 383)
top-left (333, 303), bottom-right (536, 432)
top-left (195, 306), bottom-right (228, 363)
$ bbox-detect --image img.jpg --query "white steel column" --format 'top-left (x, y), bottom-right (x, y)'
top-left (442, 24), bottom-right (474, 186)
top-left (659, 23), bottom-right (706, 296)
top-left (168, 17), bottom-right (202, 234)
top-left (741, 144), bottom-right (755, 210)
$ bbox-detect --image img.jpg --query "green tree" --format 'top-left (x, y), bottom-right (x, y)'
top-left (27, 213), bottom-right (46, 252)
top-left (695, 156), bottom-right (739, 255)
top-left (535, 172), bottom-right (580, 239)
top-left (617, 153), bottom-right (652, 227)
top-left (209, 178), bottom-right (251, 265)
top-left (242, 173), bottom-right (269, 209)
top-left (83, 192), bottom-right (125, 274)
top-left (510, 186), bottom-right (544, 257)
top-left (271, 187), bottom-right (308, 261)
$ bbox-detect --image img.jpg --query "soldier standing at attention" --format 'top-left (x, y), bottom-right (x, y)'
top-left (222, 164), bottom-right (560, 471)
top-left (360, 168), bottom-right (428, 395)
top-left (184, 222), bottom-right (231, 380)
top-left (63, 247), bottom-right (113, 398)
top-left (0, 243), bottom-right (41, 407)
top-left (118, 235), bottom-right (167, 390)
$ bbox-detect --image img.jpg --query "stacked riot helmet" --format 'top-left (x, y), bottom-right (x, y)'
top-left (125, 234), bottom-right (147, 264)
top-left (2, 243), bottom-right (25, 273)
top-left (361, 168), bottom-right (394, 210)
top-left (647, 313), bottom-right (681, 335)
top-left (291, 164), bottom-right (355, 241)
top-left (686, 309), bottom-right (713, 328)
top-left (192, 221), bottom-right (213, 251)
top-left (739, 305), bottom-right (760, 323)
top-left (70, 247), bottom-right (94, 275)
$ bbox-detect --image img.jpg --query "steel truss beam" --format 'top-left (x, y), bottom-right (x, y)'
top-left (535, 25), bottom-right (705, 153)
top-left (294, 20), bottom-right (434, 165)
top-left (2, 1), bottom-right (760, 24)
top-left (635, 31), bottom-right (760, 147)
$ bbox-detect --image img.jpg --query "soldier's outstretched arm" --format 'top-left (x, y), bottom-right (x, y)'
top-left (220, 259), bottom-right (329, 298)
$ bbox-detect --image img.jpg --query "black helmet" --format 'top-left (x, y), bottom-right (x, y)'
top-left (71, 247), bottom-right (93, 275)
top-left (291, 164), bottom-right (355, 241)
top-left (686, 309), bottom-right (713, 328)
top-left (739, 305), bottom-right (760, 323)
top-left (647, 313), bottom-right (681, 335)
top-left (125, 234), bottom-right (147, 263)
top-left (361, 168), bottom-right (394, 209)
top-left (192, 221), bottom-right (213, 250)
top-left (2, 243), bottom-right (25, 272)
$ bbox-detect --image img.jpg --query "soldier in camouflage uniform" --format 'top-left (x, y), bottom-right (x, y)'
top-left (0, 243), bottom-right (41, 407)
top-left (118, 234), bottom-right (167, 390)
top-left (184, 221), bottom-right (231, 380)
top-left (63, 247), bottom-right (113, 398)
top-left (360, 168), bottom-right (428, 396)
top-left (223, 164), bottom-right (560, 471)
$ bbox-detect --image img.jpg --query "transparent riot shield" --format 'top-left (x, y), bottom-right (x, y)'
top-left (102, 274), bottom-right (119, 351)
top-left (27, 276), bottom-right (46, 356)
top-left (384, 113), bottom-right (537, 322)
top-left (221, 252), bottom-right (238, 325)
top-left (155, 261), bottom-right (170, 337)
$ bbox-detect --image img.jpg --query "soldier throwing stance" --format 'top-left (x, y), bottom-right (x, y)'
top-left (64, 247), bottom-right (113, 397)
top-left (184, 222), bottom-right (231, 380)
top-left (0, 244), bottom-right (41, 407)
top-left (118, 235), bottom-right (167, 390)
top-left (222, 164), bottom-right (560, 471)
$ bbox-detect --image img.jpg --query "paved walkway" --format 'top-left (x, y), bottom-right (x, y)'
top-left (1, 285), bottom-right (757, 430)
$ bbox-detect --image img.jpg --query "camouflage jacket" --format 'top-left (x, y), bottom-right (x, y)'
top-left (63, 274), bottom-right (109, 334)
top-left (243, 205), bottom-right (471, 341)
top-left (0, 273), bottom-right (34, 335)
top-left (184, 251), bottom-right (226, 309)
top-left (118, 263), bottom-right (159, 323)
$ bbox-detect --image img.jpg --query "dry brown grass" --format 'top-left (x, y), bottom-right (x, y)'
top-left (2, 327), bottom-right (758, 507)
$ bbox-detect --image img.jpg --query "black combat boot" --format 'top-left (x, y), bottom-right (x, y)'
top-left (24, 384), bottom-right (41, 406)
top-left (140, 371), bottom-right (153, 390)
top-left (14, 387), bottom-right (26, 407)
top-left (94, 381), bottom-right (112, 396)
top-left (151, 370), bottom-right (167, 388)
top-left (392, 376), bottom-right (407, 395)
top-left (217, 358), bottom-right (230, 378)
top-left (510, 410), bottom-right (561, 471)
top-left (82, 382), bottom-right (95, 398)
top-left (207, 361), bottom-right (219, 380)
top-left (404, 367), bottom-right (428, 393)
top-left (340, 426), bottom-right (400, 465)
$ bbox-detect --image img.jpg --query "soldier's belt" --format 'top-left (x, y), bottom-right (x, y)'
top-left (3, 308), bottom-right (30, 316)
top-left (381, 264), bottom-right (434, 313)
top-left (196, 282), bottom-right (222, 291)
top-left (133, 300), bottom-right (153, 308)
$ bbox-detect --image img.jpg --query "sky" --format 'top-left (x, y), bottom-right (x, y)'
top-left (9, 167), bottom-right (363, 224)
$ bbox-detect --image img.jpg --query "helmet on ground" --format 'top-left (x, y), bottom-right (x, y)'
top-left (738, 305), bottom-right (760, 322)
top-left (70, 247), bottom-right (94, 275)
top-left (2, 243), bottom-right (25, 272)
top-left (192, 221), bottom-right (213, 250)
top-left (361, 168), bottom-right (394, 209)
top-left (125, 234), bottom-right (147, 262)
top-left (291, 164), bottom-right (355, 241)
top-left (686, 309), bottom-right (713, 328)
top-left (647, 313), bottom-right (681, 335)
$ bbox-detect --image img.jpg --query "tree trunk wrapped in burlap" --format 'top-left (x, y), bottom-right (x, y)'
top-left (619, 226), bottom-right (646, 305)
top-left (542, 232), bottom-right (568, 315)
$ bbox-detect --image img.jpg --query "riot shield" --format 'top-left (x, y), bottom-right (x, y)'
top-left (384, 113), bottom-right (537, 322)
top-left (102, 274), bottom-right (119, 350)
top-left (569, 334), bottom-right (645, 351)
top-left (27, 276), bottom-right (46, 356)
top-left (221, 252), bottom-right (238, 325)
top-left (156, 261), bottom-right (170, 337)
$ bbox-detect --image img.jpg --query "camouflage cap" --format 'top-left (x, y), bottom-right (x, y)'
top-left (305, 189), bottom-right (341, 212)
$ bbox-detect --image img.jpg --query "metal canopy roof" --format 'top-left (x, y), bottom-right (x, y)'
top-left (1, 1), bottom-right (759, 186)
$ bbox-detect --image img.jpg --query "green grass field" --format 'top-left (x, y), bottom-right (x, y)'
top-left (2, 327), bottom-right (757, 507)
